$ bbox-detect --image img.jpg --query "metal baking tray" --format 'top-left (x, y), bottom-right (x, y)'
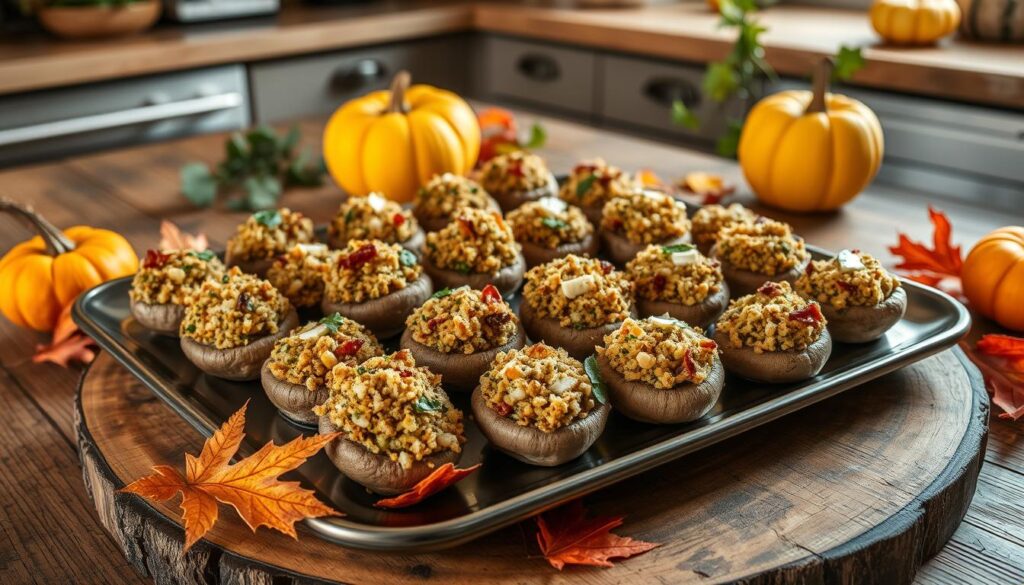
top-left (74, 244), bottom-right (970, 551)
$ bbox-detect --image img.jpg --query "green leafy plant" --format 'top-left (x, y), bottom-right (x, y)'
top-left (180, 126), bottom-right (325, 211)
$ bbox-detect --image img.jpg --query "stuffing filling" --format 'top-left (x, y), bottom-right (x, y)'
top-left (314, 350), bottom-right (465, 469)
top-left (522, 254), bottom-right (632, 329)
top-left (267, 314), bottom-right (382, 391)
top-left (405, 285), bottom-right (518, 354)
top-left (691, 203), bottom-right (757, 250)
top-left (415, 173), bottom-right (494, 222)
top-left (130, 249), bottom-right (224, 305)
top-left (715, 218), bottom-right (808, 275)
top-left (716, 281), bottom-right (827, 353)
top-left (266, 243), bottom-right (334, 308)
top-left (179, 266), bottom-right (291, 349)
top-left (626, 244), bottom-right (724, 305)
top-left (479, 343), bottom-right (595, 432)
top-left (424, 208), bottom-right (520, 275)
top-left (558, 158), bottom-right (639, 209)
top-left (329, 192), bottom-right (417, 246)
top-left (796, 250), bottom-right (901, 310)
top-left (600, 190), bottom-right (691, 245)
top-left (599, 316), bottom-right (718, 389)
top-left (480, 151), bottom-right (551, 193)
top-left (226, 208), bottom-right (314, 262)
top-left (323, 240), bottom-right (421, 304)
top-left (506, 197), bottom-right (593, 249)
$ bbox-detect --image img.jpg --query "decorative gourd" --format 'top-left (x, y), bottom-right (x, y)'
top-left (322, 71), bottom-right (481, 204)
top-left (961, 226), bottom-right (1024, 331)
top-left (0, 201), bottom-right (138, 332)
top-left (738, 59), bottom-right (884, 213)
top-left (870, 0), bottom-right (961, 45)
top-left (955, 0), bottom-right (1024, 42)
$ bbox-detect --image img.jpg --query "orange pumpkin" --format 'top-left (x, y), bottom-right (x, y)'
top-left (961, 226), bottom-right (1024, 332)
top-left (0, 201), bottom-right (138, 332)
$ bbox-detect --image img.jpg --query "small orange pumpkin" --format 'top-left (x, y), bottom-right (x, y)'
top-left (0, 201), bottom-right (138, 332)
top-left (961, 226), bottom-right (1024, 332)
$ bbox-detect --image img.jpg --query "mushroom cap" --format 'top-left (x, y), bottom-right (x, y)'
top-left (129, 298), bottom-right (184, 336)
top-left (821, 286), bottom-right (908, 344)
top-left (491, 172), bottom-right (559, 212)
top-left (470, 386), bottom-right (610, 466)
top-left (260, 361), bottom-right (328, 425)
top-left (328, 227), bottom-right (426, 258)
top-left (601, 230), bottom-right (692, 267)
top-left (520, 232), bottom-right (600, 269)
top-left (321, 272), bottom-right (433, 339)
top-left (519, 299), bottom-right (635, 361)
top-left (596, 352), bottom-right (724, 424)
top-left (712, 327), bottom-right (832, 384)
top-left (635, 280), bottom-right (730, 330)
top-left (414, 195), bottom-right (502, 234)
top-left (399, 322), bottom-right (527, 392)
top-left (712, 244), bottom-right (810, 297)
top-left (578, 202), bottom-right (603, 227)
top-left (224, 255), bottom-right (274, 278)
top-left (318, 416), bottom-right (460, 495)
top-left (180, 308), bottom-right (299, 381)
top-left (423, 253), bottom-right (525, 299)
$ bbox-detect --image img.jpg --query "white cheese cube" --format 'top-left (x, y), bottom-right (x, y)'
top-left (836, 249), bottom-right (865, 272)
top-left (367, 192), bottom-right (386, 211)
top-left (296, 323), bottom-right (328, 340)
top-left (671, 249), bottom-right (700, 266)
top-left (298, 243), bottom-right (328, 254)
top-left (538, 196), bottom-right (568, 214)
top-left (560, 274), bottom-right (597, 299)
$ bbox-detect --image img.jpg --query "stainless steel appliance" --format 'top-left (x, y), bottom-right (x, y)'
top-left (162, 0), bottom-right (279, 22)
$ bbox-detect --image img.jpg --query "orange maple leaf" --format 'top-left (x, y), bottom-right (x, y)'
top-left (535, 500), bottom-right (659, 570)
top-left (121, 401), bottom-right (342, 551)
top-left (159, 220), bottom-right (209, 252)
top-left (888, 206), bottom-right (963, 285)
top-left (374, 463), bottom-right (481, 509)
top-left (32, 301), bottom-right (96, 367)
top-left (965, 334), bottom-right (1024, 421)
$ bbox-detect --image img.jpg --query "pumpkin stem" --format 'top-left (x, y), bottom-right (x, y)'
top-left (0, 199), bottom-right (75, 256)
top-left (386, 70), bottom-right (411, 114)
top-left (806, 57), bottom-right (834, 115)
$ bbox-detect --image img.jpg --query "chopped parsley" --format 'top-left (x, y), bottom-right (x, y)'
top-left (540, 216), bottom-right (567, 230)
top-left (432, 287), bottom-right (453, 299)
top-left (414, 396), bottom-right (442, 413)
top-left (399, 249), bottom-right (418, 267)
top-left (221, 274), bottom-right (229, 283)
top-left (583, 355), bottom-right (607, 404)
top-left (190, 250), bottom-right (217, 262)
top-left (356, 366), bottom-right (367, 375)
top-left (575, 175), bottom-right (596, 199)
top-left (453, 261), bottom-right (472, 275)
top-left (252, 209), bottom-right (282, 229)
top-left (319, 312), bottom-right (345, 333)
top-left (185, 324), bottom-right (196, 333)
top-left (344, 208), bottom-right (355, 224)
top-left (661, 243), bottom-right (695, 255)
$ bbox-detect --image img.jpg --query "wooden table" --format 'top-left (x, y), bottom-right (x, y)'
top-left (1, 108), bottom-right (1023, 584)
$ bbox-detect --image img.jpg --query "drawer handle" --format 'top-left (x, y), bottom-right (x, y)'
top-left (331, 59), bottom-right (389, 93)
top-left (643, 77), bottom-right (701, 109)
top-left (516, 54), bottom-right (560, 83)
top-left (0, 92), bottom-right (243, 148)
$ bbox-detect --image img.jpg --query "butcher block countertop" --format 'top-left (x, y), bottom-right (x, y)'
top-left (0, 0), bottom-right (1021, 109)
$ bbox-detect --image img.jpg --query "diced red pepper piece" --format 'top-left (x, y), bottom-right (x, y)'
top-left (338, 243), bottom-right (377, 270)
top-left (700, 339), bottom-right (718, 350)
top-left (805, 262), bottom-right (815, 275)
top-left (143, 249), bottom-right (172, 269)
top-left (599, 260), bottom-right (615, 275)
top-left (398, 370), bottom-right (413, 378)
top-left (334, 338), bottom-right (365, 358)
top-left (481, 284), bottom-right (502, 304)
top-left (483, 312), bottom-right (511, 329)
top-left (836, 281), bottom-right (855, 293)
top-left (427, 316), bottom-right (448, 331)
top-left (494, 402), bottom-right (512, 416)
top-left (757, 281), bottom-right (783, 297)
top-left (392, 213), bottom-right (406, 227)
top-left (652, 274), bottom-right (667, 294)
top-left (789, 303), bottom-right (824, 325)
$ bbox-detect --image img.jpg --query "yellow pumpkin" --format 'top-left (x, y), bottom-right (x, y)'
top-left (738, 59), bottom-right (884, 212)
top-left (323, 70), bottom-right (481, 204)
top-left (0, 202), bottom-right (138, 332)
top-left (961, 226), bottom-right (1024, 331)
top-left (870, 0), bottom-right (961, 45)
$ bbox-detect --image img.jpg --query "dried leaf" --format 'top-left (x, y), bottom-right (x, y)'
top-left (889, 206), bottom-right (963, 277)
top-left (636, 169), bottom-right (664, 189)
top-left (965, 335), bottom-right (1024, 420)
top-left (536, 500), bottom-right (659, 570)
top-left (32, 302), bottom-right (96, 367)
top-left (678, 172), bottom-right (736, 205)
top-left (159, 220), bottom-right (209, 252)
top-left (122, 402), bottom-right (342, 551)
top-left (374, 463), bottom-right (481, 509)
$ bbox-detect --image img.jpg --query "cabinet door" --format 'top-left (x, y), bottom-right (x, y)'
top-left (480, 36), bottom-right (597, 115)
top-left (250, 36), bottom-right (470, 124)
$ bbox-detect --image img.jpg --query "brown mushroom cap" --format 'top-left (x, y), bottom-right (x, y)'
top-left (519, 299), bottom-right (635, 361)
top-left (635, 280), bottom-right (730, 330)
top-left (260, 361), bottom-right (328, 425)
top-left (414, 196), bottom-right (502, 234)
top-left (321, 272), bottom-right (432, 339)
top-left (129, 298), bottom-right (185, 336)
top-left (399, 322), bottom-right (527, 392)
top-left (318, 417), bottom-right (460, 495)
top-left (712, 327), bottom-right (832, 383)
top-left (470, 386), bottom-right (610, 466)
top-left (520, 232), bottom-right (600, 269)
top-left (596, 352), bottom-right (724, 424)
top-left (224, 255), bottom-right (274, 278)
top-left (712, 244), bottom-right (810, 298)
top-left (180, 308), bottom-right (299, 381)
top-left (821, 286), bottom-right (907, 344)
top-left (601, 230), bottom-right (692, 267)
top-left (328, 227), bottom-right (426, 258)
top-left (491, 172), bottom-right (558, 212)
top-left (578, 202), bottom-right (603, 227)
top-left (423, 253), bottom-right (525, 299)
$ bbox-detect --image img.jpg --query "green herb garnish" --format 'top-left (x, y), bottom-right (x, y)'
top-left (432, 287), bottom-right (453, 299)
top-left (253, 209), bottom-right (282, 229)
top-left (583, 355), bottom-right (607, 405)
top-left (575, 175), bottom-right (596, 199)
top-left (541, 216), bottom-right (567, 230)
top-left (661, 243), bottom-right (695, 255)
top-left (191, 250), bottom-right (217, 262)
top-left (221, 274), bottom-right (229, 283)
top-left (414, 396), bottom-right (442, 413)
top-left (356, 366), bottom-right (367, 375)
top-left (345, 208), bottom-right (355, 224)
top-left (454, 261), bottom-right (472, 275)
top-left (185, 324), bottom-right (196, 333)
top-left (319, 313), bottom-right (345, 333)
top-left (399, 249), bottom-right (418, 267)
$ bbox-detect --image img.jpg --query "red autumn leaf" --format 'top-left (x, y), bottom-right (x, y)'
top-left (535, 500), bottom-right (659, 570)
top-left (159, 220), bottom-right (209, 252)
top-left (889, 206), bottom-right (963, 277)
top-left (964, 335), bottom-right (1024, 420)
top-left (32, 301), bottom-right (96, 367)
top-left (374, 463), bottom-right (481, 509)
top-left (678, 172), bottom-right (736, 205)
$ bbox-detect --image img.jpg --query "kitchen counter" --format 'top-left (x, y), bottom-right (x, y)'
top-left (0, 0), bottom-right (1021, 109)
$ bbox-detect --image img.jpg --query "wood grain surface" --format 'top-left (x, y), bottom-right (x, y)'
top-left (0, 108), bottom-right (1022, 584)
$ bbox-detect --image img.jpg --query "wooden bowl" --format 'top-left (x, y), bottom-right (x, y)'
top-left (38, 1), bottom-right (161, 40)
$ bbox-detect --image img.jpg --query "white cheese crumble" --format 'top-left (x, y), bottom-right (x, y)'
top-left (836, 249), bottom-right (865, 272)
top-left (560, 274), bottom-right (597, 299)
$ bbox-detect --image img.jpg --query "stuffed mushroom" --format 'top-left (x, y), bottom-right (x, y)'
top-left (600, 190), bottom-right (692, 266)
top-left (711, 218), bottom-right (810, 297)
top-left (422, 208), bottom-right (525, 298)
top-left (626, 243), bottom-right (729, 329)
top-left (795, 249), bottom-right (907, 343)
top-left (413, 172), bottom-right (501, 233)
top-left (321, 239), bottom-right (432, 339)
top-left (129, 249), bottom-right (224, 335)
top-left (265, 243), bottom-right (334, 309)
top-left (224, 208), bottom-right (315, 277)
top-left (713, 281), bottom-right (832, 383)
top-left (557, 158), bottom-right (640, 225)
top-left (261, 313), bottom-right (382, 425)
top-left (471, 343), bottom-right (609, 466)
top-left (690, 203), bottom-right (757, 256)
top-left (327, 192), bottom-right (425, 255)
top-left (314, 349), bottom-right (466, 495)
top-left (596, 316), bottom-right (724, 424)
top-left (519, 255), bottom-right (635, 361)
top-left (400, 284), bottom-right (526, 392)
top-left (479, 150), bottom-right (557, 212)
top-left (506, 197), bottom-right (598, 268)
top-left (179, 266), bottom-right (299, 381)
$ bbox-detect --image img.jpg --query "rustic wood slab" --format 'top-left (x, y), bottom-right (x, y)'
top-left (77, 345), bottom-right (987, 584)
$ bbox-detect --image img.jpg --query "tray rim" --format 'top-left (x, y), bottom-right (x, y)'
top-left (73, 244), bottom-right (971, 552)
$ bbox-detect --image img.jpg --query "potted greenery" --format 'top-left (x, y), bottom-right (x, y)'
top-left (34, 0), bottom-right (161, 39)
